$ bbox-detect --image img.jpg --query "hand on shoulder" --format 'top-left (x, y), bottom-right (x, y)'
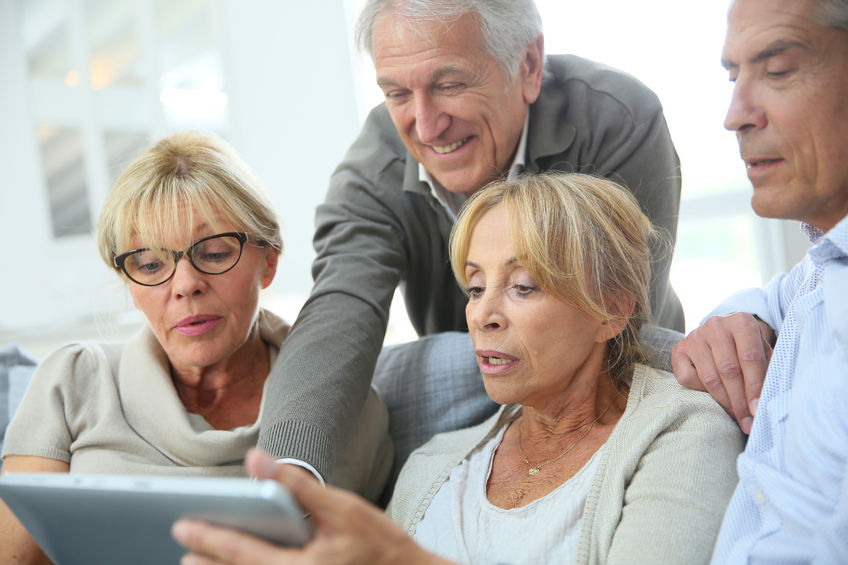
top-left (671, 313), bottom-right (775, 434)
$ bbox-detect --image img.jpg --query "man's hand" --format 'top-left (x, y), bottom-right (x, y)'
top-left (672, 313), bottom-right (775, 434)
top-left (173, 449), bottom-right (452, 565)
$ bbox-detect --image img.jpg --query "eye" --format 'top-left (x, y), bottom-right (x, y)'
top-left (199, 250), bottom-right (233, 263)
top-left (766, 69), bottom-right (792, 79)
top-left (466, 285), bottom-right (484, 299)
top-left (383, 88), bottom-right (410, 101)
top-left (511, 284), bottom-right (538, 298)
top-left (132, 250), bottom-right (166, 274)
top-left (138, 260), bottom-right (163, 274)
top-left (437, 82), bottom-right (464, 94)
top-left (764, 53), bottom-right (798, 81)
top-left (507, 269), bottom-right (540, 299)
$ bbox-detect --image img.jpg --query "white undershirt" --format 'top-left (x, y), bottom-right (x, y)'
top-left (414, 420), bottom-right (604, 565)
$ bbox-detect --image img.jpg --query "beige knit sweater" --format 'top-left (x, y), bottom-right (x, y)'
top-left (388, 364), bottom-right (745, 564)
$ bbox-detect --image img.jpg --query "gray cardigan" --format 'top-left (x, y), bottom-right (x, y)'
top-left (259, 55), bottom-right (683, 479)
top-left (387, 365), bottom-right (745, 565)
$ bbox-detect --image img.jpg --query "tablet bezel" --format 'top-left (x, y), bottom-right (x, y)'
top-left (0, 473), bottom-right (313, 565)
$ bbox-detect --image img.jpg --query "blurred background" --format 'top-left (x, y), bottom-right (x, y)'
top-left (0, 0), bottom-right (809, 361)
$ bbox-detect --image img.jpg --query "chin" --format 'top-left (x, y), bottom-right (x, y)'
top-left (481, 383), bottom-right (514, 406)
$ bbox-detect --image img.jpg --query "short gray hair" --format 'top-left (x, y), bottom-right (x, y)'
top-left (817, 0), bottom-right (848, 31)
top-left (355, 0), bottom-right (543, 78)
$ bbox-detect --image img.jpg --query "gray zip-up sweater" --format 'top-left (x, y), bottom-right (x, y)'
top-left (259, 55), bottom-right (683, 480)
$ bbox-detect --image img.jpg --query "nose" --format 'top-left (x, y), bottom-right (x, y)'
top-left (170, 256), bottom-right (206, 298)
top-left (414, 93), bottom-right (450, 143)
top-left (466, 289), bottom-right (506, 332)
top-left (724, 77), bottom-right (766, 133)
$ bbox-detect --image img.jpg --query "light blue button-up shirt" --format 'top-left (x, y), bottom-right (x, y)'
top-left (710, 216), bottom-right (848, 563)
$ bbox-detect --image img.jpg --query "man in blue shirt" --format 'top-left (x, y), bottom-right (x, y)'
top-left (672, 0), bottom-right (848, 561)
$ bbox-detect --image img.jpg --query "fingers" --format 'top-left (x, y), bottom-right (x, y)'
top-left (673, 326), bottom-right (735, 416)
top-left (733, 318), bottom-right (773, 421)
top-left (673, 313), bottom-right (772, 434)
top-left (244, 448), bottom-right (283, 480)
top-left (173, 519), bottom-right (297, 565)
top-left (243, 449), bottom-right (358, 533)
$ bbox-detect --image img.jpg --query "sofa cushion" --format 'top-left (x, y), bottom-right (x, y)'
top-left (0, 342), bottom-right (38, 455)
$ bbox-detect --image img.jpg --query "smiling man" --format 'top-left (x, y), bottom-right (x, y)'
top-left (670, 0), bottom-right (848, 561)
top-left (257, 0), bottom-right (684, 487)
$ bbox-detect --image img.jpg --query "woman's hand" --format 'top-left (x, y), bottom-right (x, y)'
top-left (172, 449), bottom-right (452, 565)
top-left (0, 455), bottom-right (69, 565)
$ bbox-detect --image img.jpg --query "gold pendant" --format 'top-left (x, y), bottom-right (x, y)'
top-left (528, 467), bottom-right (539, 476)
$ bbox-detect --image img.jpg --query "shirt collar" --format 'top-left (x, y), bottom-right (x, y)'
top-left (418, 109), bottom-right (530, 221)
top-left (805, 215), bottom-right (848, 264)
top-left (801, 222), bottom-right (825, 243)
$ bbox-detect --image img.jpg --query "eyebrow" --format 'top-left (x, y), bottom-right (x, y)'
top-left (722, 39), bottom-right (806, 70)
top-left (464, 257), bottom-right (519, 270)
top-left (430, 64), bottom-right (465, 81)
top-left (376, 64), bottom-right (467, 90)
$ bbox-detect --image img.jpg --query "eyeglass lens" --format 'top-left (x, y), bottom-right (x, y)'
top-left (121, 234), bottom-right (244, 285)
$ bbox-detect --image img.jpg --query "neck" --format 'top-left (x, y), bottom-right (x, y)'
top-left (171, 327), bottom-right (270, 419)
top-left (519, 376), bottom-right (627, 441)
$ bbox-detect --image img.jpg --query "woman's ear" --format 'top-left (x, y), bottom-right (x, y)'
top-left (595, 294), bottom-right (635, 342)
top-left (259, 247), bottom-right (279, 289)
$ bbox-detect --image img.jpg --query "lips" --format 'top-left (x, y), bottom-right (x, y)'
top-left (174, 314), bottom-right (222, 337)
top-left (476, 349), bottom-right (518, 374)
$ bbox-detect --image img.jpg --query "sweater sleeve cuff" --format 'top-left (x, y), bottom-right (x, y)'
top-left (275, 458), bottom-right (326, 487)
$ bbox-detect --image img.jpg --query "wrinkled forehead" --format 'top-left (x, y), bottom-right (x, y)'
top-left (725, 0), bottom-right (822, 53)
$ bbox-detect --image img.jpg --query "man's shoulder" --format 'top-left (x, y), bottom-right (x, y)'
top-left (336, 103), bottom-right (408, 181)
top-left (542, 54), bottom-right (663, 115)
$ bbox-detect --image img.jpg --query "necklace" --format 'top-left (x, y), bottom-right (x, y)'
top-left (517, 397), bottom-right (616, 476)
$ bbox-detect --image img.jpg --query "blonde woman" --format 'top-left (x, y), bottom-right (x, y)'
top-left (175, 172), bottom-right (743, 565)
top-left (0, 131), bottom-right (391, 565)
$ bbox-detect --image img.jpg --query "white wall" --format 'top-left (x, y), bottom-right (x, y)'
top-left (0, 0), bottom-right (811, 358)
top-left (0, 0), bottom-right (367, 355)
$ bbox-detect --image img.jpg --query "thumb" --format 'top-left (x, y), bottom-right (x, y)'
top-left (245, 448), bottom-right (339, 526)
top-left (245, 448), bottom-right (280, 480)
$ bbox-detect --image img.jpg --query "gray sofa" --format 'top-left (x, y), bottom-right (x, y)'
top-left (0, 343), bottom-right (38, 454)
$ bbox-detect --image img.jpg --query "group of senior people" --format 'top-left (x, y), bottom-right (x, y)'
top-left (3, 0), bottom-right (848, 563)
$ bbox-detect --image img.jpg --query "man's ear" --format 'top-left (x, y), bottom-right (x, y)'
top-left (520, 33), bottom-right (544, 105)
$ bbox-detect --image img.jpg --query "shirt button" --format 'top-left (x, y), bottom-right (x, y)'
top-left (753, 488), bottom-right (767, 505)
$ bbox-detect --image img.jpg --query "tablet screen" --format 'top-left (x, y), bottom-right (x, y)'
top-left (0, 473), bottom-right (313, 565)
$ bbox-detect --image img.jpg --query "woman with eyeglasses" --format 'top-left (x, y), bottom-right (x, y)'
top-left (0, 131), bottom-right (391, 565)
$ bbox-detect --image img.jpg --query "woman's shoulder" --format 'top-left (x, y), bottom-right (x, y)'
top-left (36, 340), bottom-right (126, 381)
top-left (629, 363), bottom-right (738, 427)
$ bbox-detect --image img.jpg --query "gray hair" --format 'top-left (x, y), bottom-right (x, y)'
top-left (817, 0), bottom-right (848, 31)
top-left (355, 0), bottom-right (543, 78)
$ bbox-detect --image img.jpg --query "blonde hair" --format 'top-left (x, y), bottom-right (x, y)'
top-left (97, 131), bottom-right (282, 273)
top-left (450, 172), bottom-right (658, 383)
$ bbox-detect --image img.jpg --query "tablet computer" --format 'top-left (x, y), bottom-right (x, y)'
top-left (0, 472), bottom-right (314, 565)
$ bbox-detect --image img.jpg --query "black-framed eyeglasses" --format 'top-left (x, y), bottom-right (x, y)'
top-left (113, 232), bottom-right (249, 286)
